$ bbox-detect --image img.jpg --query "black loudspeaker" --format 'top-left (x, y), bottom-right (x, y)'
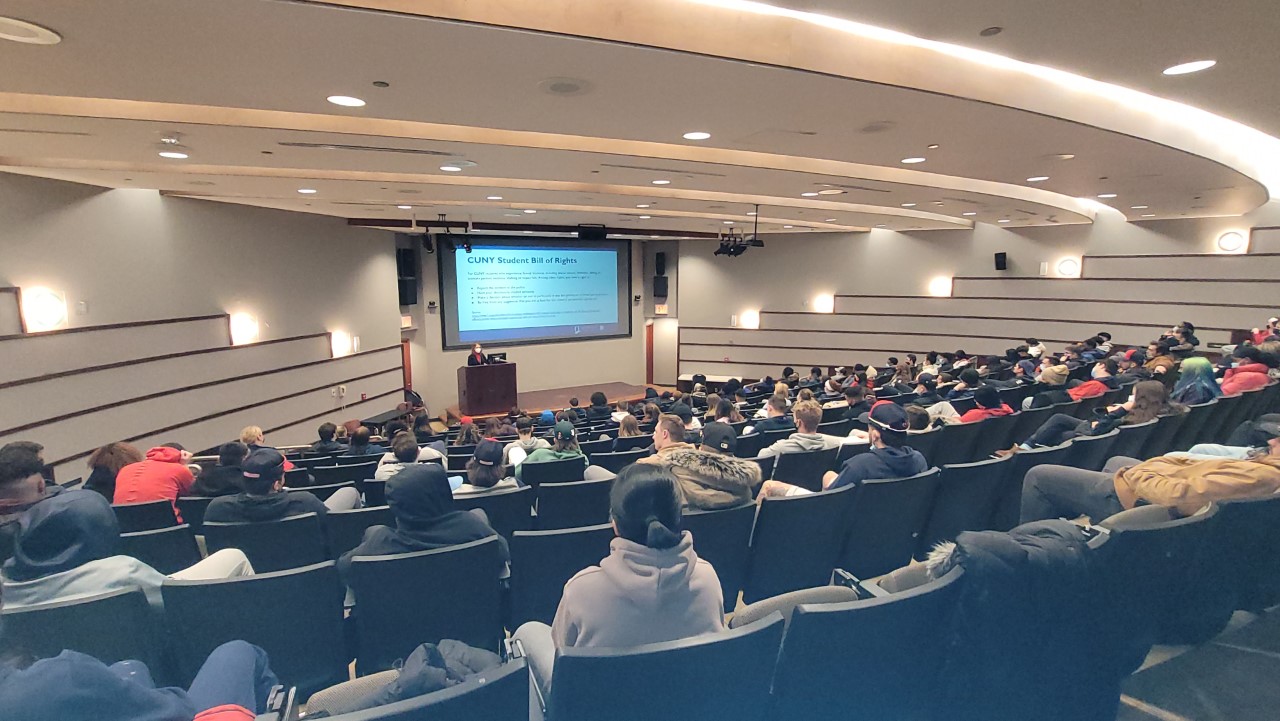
top-left (578, 225), bottom-right (607, 241)
top-left (395, 246), bottom-right (419, 306)
top-left (994, 252), bottom-right (1008, 271)
top-left (655, 251), bottom-right (667, 277)
top-left (653, 276), bottom-right (669, 298)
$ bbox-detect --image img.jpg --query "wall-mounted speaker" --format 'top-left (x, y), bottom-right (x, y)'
top-left (655, 251), bottom-right (667, 277)
top-left (994, 252), bottom-right (1008, 271)
top-left (578, 225), bottom-right (607, 241)
top-left (653, 276), bottom-right (669, 298)
top-left (396, 247), bottom-right (419, 306)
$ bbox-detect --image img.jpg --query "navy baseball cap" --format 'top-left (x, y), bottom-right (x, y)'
top-left (242, 448), bottom-right (286, 482)
top-left (859, 401), bottom-right (909, 432)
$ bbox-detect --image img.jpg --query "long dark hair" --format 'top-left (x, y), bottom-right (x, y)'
top-left (1127, 380), bottom-right (1185, 424)
top-left (715, 397), bottom-right (744, 423)
top-left (609, 464), bottom-right (682, 549)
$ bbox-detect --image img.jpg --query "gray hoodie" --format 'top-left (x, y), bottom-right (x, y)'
top-left (551, 531), bottom-right (724, 649)
top-left (503, 437), bottom-right (551, 466)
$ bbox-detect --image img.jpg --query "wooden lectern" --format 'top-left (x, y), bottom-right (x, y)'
top-left (457, 363), bottom-right (518, 416)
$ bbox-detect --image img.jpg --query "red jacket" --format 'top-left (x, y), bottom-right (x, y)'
top-left (959, 404), bottom-right (1015, 424)
top-left (1221, 363), bottom-right (1271, 395)
top-left (113, 447), bottom-right (194, 522)
top-left (1067, 380), bottom-right (1109, 401)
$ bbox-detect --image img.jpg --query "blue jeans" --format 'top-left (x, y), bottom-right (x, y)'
top-left (113, 641), bottom-right (278, 714)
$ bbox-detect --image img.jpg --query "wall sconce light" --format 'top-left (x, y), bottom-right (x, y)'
top-left (20, 287), bottom-right (67, 332)
top-left (1216, 230), bottom-right (1248, 254)
top-left (331, 330), bottom-right (354, 358)
top-left (1056, 257), bottom-right (1082, 277)
top-left (228, 312), bottom-right (260, 345)
top-left (812, 293), bottom-right (835, 313)
top-left (927, 276), bottom-right (953, 297)
top-left (739, 309), bottom-right (761, 330)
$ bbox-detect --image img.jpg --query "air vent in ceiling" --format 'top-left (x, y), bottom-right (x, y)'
top-left (599, 162), bottom-right (726, 178)
top-left (277, 141), bottom-right (452, 157)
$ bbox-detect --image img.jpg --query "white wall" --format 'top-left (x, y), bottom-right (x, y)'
top-left (0, 172), bottom-right (404, 479)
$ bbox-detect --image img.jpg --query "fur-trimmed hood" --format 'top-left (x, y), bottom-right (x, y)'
top-left (654, 447), bottom-right (760, 511)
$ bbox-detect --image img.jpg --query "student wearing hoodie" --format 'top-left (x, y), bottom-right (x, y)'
top-left (191, 442), bottom-right (249, 498)
top-left (515, 422), bottom-right (591, 483)
top-left (1221, 345), bottom-right (1274, 395)
top-left (503, 417), bottom-right (551, 467)
top-left (113, 443), bottom-right (195, 522)
top-left (957, 386), bottom-right (1016, 424)
top-left (337, 463), bottom-right (508, 585)
top-left (513, 464), bottom-right (724, 694)
top-left (1, 490), bottom-right (253, 612)
top-left (758, 401), bottom-right (842, 458)
top-left (204, 449), bottom-right (360, 525)
top-left (760, 402), bottom-right (927, 498)
top-left (1, 444), bottom-right (61, 564)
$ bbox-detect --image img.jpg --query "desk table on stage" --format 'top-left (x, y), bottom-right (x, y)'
top-left (458, 363), bottom-right (518, 416)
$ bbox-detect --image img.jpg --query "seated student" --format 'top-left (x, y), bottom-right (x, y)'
top-left (610, 415), bottom-right (650, 452)
top-left (946, 369), bottom-right (984, 400)
top-left (512, 464), bottom-right (724, 694)
top-left (452, 422), bottom-right (484, 447)
top-left (1020, 428), bottom-right (1280, 524)
top-left (113, 443), bottom-right (195, 522)
top-left (746, 395), bottom-right (795, 434)
top-left (1078, 338), bottom-right (1107, 362)
top-left (637, 421), bottom-right (758, 510)
top-left (759, 401), bottom-right (842, 458)
top-left (377, 423), bottom-right (443, 467)
top-left (668, 403), bottom-right (703, 446)
top-left (1025, 338), bottom-right (1048, 359)
top-left (503, 416), bottom-right (552, 466)
top-left (82, 442), bottom-right (144, 502)
top-left (483, 416), bottom-right (517, 438)
top-left (0, 610), bottom-right (280, 721)
top-left (1221, 345), bottom-right (1274, 395)
top-left (205, 449), bottom-right (360, 524)
top-left (456, 440), bottom-right (519, 496)
top-left (611, 400), bottom-right (635, 424)
top-left (1168, 323), bottom-right (1200, 360)
top-left (344, 426), bottom-right (388, 457)
top-left (337, 463), bottom-right (508, 584)
top-left (565, 397), bottom-right (587, 420)
top-left (958, 387), bottom-right (1016, 423)
top-left (745, 375), bottom-right (776, 394)
top-left (515, 422), bottom-right (596, 482)
top-left (1094, 332), bottom-right (1114, 355)
top-left (1, 490), bottom-right (253, 612)
top-left (191, 442), bottom-right (250, 498)
top-left (759, 402), bottom-right (927, 498)
top-left (374, 434), bottom-right (425, 481)
top-left (911, 373), bottom-right (945, 407)
top-left (585, 392), bottom-right (613, 421)
top-left (1171, 356), bottom-right (1223, 405)
top-left (1011, 380), bottom-right (1185, 452)
top-left (413, 414), bottom-right (439, 444)
top-left (238, 426), bottom-right (273, 454)
top-left (1, 445), bottom-right (63, 561)
top-left (1144, 339), bottom-right (1177, 379)
top-left (310, 422), bottom-right (347, 453)
top-left (712, 397), bottom-right (745, 425)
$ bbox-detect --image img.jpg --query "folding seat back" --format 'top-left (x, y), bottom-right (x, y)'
top-left (918, 457), bottom-right (1011, 556)
top-left (325, 506), bottom-right (394, 559)
top-left (1062, 429), bottom-right (1119, 471)
top-left (175, 496), bottom-right (213, 533)
top-left (967, 412), bottom-right (1021, 460)
top-left (1167, 400), bottom-right (1217, 452)
top-left (286, 481), bottom-right (355, 502)
top-left (1138, 412), bottom-right (1187, 459)
top-left (682, 503), bottom-right (757, 612)
top-left (118, 524), bottom-right (203, 574)
top-left (317, 660), bottom-right (529, 721)
top-left (991, 442), bottom-right (1073, 530)
top-left (519, 456), bottom-right (587, 489)
top-left (510, 523), bottom-right (615, 626)
top-left (203, 512), bottom-right (328, 573)
top-left (770, 447), bottom-right (839, 493)
top-left (588, 449), bottom-right (648, 474)
top-left (839, 469), bottom-right (941, 578)
top-left (0, 588), bottom-right (166, 675)
top-left (1109, 419), bottom-right (1159, 459)
top-left (112, 499), bottom-right (178, 533)
top-left (536, 478), bottom-right (613, 530)
top-left (453, 485), bottom-right (535, 542)
top-left (929, 420), bottom-right (986, 467)
top-left (742, 484), bottom-right (858, 604)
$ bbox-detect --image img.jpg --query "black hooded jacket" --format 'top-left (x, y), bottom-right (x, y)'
top-left (337, 464), bottom-right (508, 583)
top-left (3, 489), bottom-right (118, 582)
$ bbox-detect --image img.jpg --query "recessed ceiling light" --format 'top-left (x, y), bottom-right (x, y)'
top-left (158, 149), bottom-right (189, 159)
top-left (901, 157), bottom-right (927, 164)
top-left (486, 195), bottom-right (503, 200)
top-left (1097, 193), bottom-right (1118, 199)
top-left (638, 215), bottom-right (651, 219)
top-left (962, 212), bottom-right (978, 216)
top-left (298, 188), bottom-right (318, 194)
top-left (817, 189), bottom-right (845, 195)
top-left (1056, 154), bottom-right (1076, 160)
top-left (1130, 205), bottom-right (1149, 209)
top-left (997, 219), bottom-right (1011, 223)
top-left (652, 179), bottom-right (671, 185)
top-left (979, 26), bottom-right (1003, 37)
top-left (723, 221), bottom-right (734, 225)
top-left (901, 203), bottom-right (917, 207)
top-left (801, 192), bottom-right (819, 197)
top-left (397, 205), bottom-right (412, 209)
top-left (683, 131), bottom-right (711, 140)
top-left (746, 211), bottom-right (757, 216)
top-left (1141, 213), bottom-right (1156, 217)
top-left (825, 218), bottom-right (837, 222)
top-left (327, 95), bottom-right (366, 107)
top-left (524, 230), bottom-right (534, 234)
top-left (927, 144), bottom-right (940, 149)
top-left (1026, 176), bottom-right (1050, 182)
top-left (523, 209), bottom-right (537, 214)
top-left (636, 204), bottom-right (650, 208)
top-left (783, 225), bottom-right (794, 229)
top-left (439, 165), bottom-right (463, 172)
top-left (0, 17), bottom-right (62, 44)
top-left (875, 224), bottom-right (887, 228)
top-left (1163, 60), bottom-right (1216, 76)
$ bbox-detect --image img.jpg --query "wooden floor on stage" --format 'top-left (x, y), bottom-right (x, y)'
top-left (445, 381), bottom-right (670, 421)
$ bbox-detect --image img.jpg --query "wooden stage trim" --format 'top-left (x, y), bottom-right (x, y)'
top-left (444, 381), bottom-right (667, 423)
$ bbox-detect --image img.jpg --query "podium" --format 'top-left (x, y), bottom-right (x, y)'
top-left (458, 363), bottom-right (518, 416)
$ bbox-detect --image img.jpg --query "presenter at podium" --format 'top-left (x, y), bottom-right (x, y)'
top-left (467, 343), bottom-right (491, 366)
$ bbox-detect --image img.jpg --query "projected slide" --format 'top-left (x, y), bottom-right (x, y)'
top-left (439, 238), bottom-right (632, 348)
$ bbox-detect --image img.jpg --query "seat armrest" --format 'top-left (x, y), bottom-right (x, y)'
top-left (253, 685), bottom-right (297, 721)
top-left (833, 568), bottom-right (890, 598)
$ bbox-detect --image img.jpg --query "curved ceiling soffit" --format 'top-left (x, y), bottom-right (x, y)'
top-left (315, 0), bottom-right (1279, 201)
top-left (0, 92), bottom-right (1095, 224)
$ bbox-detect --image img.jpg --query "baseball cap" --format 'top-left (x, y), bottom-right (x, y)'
top-left (915, 372), bottom-right (936, 387)
top-left (700, 422), bottom-right (737, 454)
top-left (473, 438), bottom-right (503, 466)
top-left (553, 420), bottom-right (577, 441)
top-left (242, 448), bottom-right (286, 482)
top-left (859, 400), bottom-right (909, 432)
top-left (1256, 421), bottom-right (1280, 440)
top-left (669, 402), bottom-right (694, 423)
top-left (974, 385), bottom-right (1001, 409)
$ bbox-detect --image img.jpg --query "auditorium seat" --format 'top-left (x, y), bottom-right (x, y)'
top-left (446, 454), bottom-right (471, 472)
top-left (361, 478), bottom-right (386, 507)
top-left (175, 496), bottom-right (213, 533)
top-left (991, 441), bottom-right (1073, 530)
top-left (968, 412), bottom-right (1022, 461)
top-left (1109, 419), bottom-right (1159, 459)
top-left (759, 428), bottom-right (794, 447)
top-left (1062, 429), bottom-right (1120, 472)
top-left (309, 658), bottom-right (529, 721)
top-left (162, 561), bottom-right (347, 696)
top-left (767, 567), bottom-right (964, 721)
top-left (904, 428), bottom-right (943, 467)
top-left (735, 432), bottom-right (768, 459)
top-left (287, 480), bottom-right (356, 502)
top-left (742, 484), bottom-right (857, 604)
top-left (918, 457), bottom-right (1012, 557)
top-left (0, 588), bottom-right (167, 678)
top-left (929, 421), bottom-right (986, 467)
top-left (839, 468), bottom-right (941, 579)
top-left (1213, 493), bottom-right (1280, 612)
top-left (1071, 394), bottom-right (1107, 420)
top-left (536, 478), bottom-right (613, 530)
top-left (284, 467), bottom-right (313, 488)
top-left (1202, 393), bottom-right (1243, 444)
top-left (577, 438), bottom-right (613, 455)
top-left (203, 512), bottom-right (329, 573)
top-left (119, 524), bottom-right (203, 574)
top-left (949, 396), bottom-right (978, 415)
top-left (541, 613), bottom-right (784, 721)
top-left (519, 456), bottom-right (587, 488)
top-left (833, 442), bottom-right (873, 469)
top-left (770, 447), bottom-right (839, 493)
top-left (335, 453), bottom-right (386, 466)
top-left (589, 448), bottom-right (648, 473)
top-left (816, 419), bottom-right (852, 437)
top-left (1138, 412), bottom-right (1188, 459)
top-left (1167, 400), bottom-right (1217, 452)
top-left (609, 435), bottom-right (653, 452)
top-left (350, 537), bottom-right (505, 672)
top-left (453, 485), bottom-right (535, 542)
top-left (1009, 404), bottom-right (1055, 446)
top-left (326, 506), bottom-right (394, 559)
top-left (448, 444), bottom-right (477, 456)
top-left (682, 502), bottom-right (757, 612)
top-left (510, 523), bottom-right (615, 626)
top-left (112, 499), bottom-right (178, 533)
top-left (312, 463), bottom-right (378, 486)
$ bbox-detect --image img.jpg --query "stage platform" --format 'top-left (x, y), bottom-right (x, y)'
top-left (444, 381), bottom-right (669, 423)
